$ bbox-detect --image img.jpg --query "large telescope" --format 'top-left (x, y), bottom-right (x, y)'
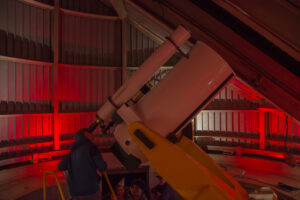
top-left (90, 26), bottom-right (248, 199)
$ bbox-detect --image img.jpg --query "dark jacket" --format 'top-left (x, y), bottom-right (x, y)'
top-left (58, 133), bottom-right (107, 196)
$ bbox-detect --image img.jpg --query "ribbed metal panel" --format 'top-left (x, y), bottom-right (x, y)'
top-left (267, 112), bottom-right (300, 151)
top-left (269, 112), bottom-right (300, 137)
top-left (0, 0), bottom-right (52, 61)
top-left (59, 66), bottom-right (121, 103)
top-left (196, 81), bottom-right (259, 133)
top-left (196, 111), bottom-right (259, 133)
top-left (60, 112), bottom-right (99, 135)
top-left (215, 86), bottom-right (244, 100)
top-left (0, 0), bottom-right (122, 161)
top-left (0, 60), bottom-right (51, 102)
top-left (126, 22), bottom-right (180, 67)
top-left (0, 59), bottom-right (52, 152)
top-left (196, 79), bottom-right (300, 151)
top-left (196, 110), bottom-right (260, 144)
top-left (0, 114), bottom-right (53, 151)
top-left (60, 13), bottom-right (122, 66)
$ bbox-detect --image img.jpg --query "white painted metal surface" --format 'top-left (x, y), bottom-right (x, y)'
top-left (97, 25), bottom-right (190, 121)
top-left (114, 42), bottom-right (233, 161)
top-left (133, 42), bottom-right (233, 137)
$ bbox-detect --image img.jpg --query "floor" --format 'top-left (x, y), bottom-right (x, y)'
top-left (0, 153), bottom-right (299, 200)
top-left (210, 154), bottom-right (300, 200)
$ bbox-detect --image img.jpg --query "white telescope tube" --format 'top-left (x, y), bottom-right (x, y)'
top-left (97, 26), bottom-right (190, 122)
top-left (133, 42), bottom-right (234, 137)
top-left (114, 42), bottom-right (234, 162)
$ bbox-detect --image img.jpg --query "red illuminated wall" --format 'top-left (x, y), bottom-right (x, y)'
top-left (0, 0), bottom-right (121, 165)
top-left (126, 23), bottom-right (180, 67)
top-left (58, 66), bottom-right (121, 135)
top-left (0, 0), bottom-right (299, 167)
top-left (195, 78), bottom-right (300, 156)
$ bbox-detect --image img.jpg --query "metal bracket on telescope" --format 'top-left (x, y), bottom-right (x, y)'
top-left (165, 36), bottom-right (189, 59)
top-left (108, 96), bottom-right (120, 109)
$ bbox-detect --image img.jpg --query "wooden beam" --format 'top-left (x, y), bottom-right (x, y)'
top-left (0, 55), bottom-right (52, 66)
top-left (129, 19), bottom-right (164, 45)
top-left (60, 8), bottom-right (120, 21)
top-left (202, 99), bottom-right (274, 111)
top-left (19, 0), bottom-right (120, 21)
top-left (59, 64), bottom-right (121, 70)
top-left (195, 138), bottom-right (259, 149)
top-left (122, 18), bottom-right (127, 83)
top-left (228, 78), bottom-right (263, 101)
top-left (267, 134), bottom-right (300, 144)
top-left (52, 0), bottom-right (60, 151)
top-left (212, 0), bottom-right (299, 60)
top-left (58, 112), bottom-right (97, 116)
top-left (127, 66), bottom-right (173, 70)
top-left (109, 0), bottom-right (128, 83)
top-left (195, 131), bottom-right (259, 139)
top-left (109, 0), bottom-right (127, 19)
top-left (0, 113), bottom-right (52, 118)
top-left (19, 0), bottom-right (54, 10)
top-left (0, 136), bottom-right (52, 148)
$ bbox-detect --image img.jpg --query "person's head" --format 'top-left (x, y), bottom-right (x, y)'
top-left (116, 184), bottom-right (125, 196)
top-left (151, 186), bottom-right (163, 197)
top-left (156, 176), bottom-right (166, 185)
top-left (129, 179), bottom-right (146, 197)
top-left (115, 178), bottom-right (125, 196)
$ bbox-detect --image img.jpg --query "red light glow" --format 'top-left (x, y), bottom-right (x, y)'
top-left (215, 176), bottom-right (235, 199)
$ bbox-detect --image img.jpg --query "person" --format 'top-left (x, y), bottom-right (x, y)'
top-left (110, 177), bottom-right (128, 200)
top-left (58, 128), bottom-right (108, 200)
top-left (151, 176), bottom-right (175, 200)
top-left (127, 179), bottom-right (148, 200)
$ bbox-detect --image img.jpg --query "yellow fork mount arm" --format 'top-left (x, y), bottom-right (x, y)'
top-left (128, 122), bottom-right (249, 200)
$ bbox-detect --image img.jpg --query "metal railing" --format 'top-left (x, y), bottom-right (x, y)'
top-left (43, 171), bottom-right (65, 200)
